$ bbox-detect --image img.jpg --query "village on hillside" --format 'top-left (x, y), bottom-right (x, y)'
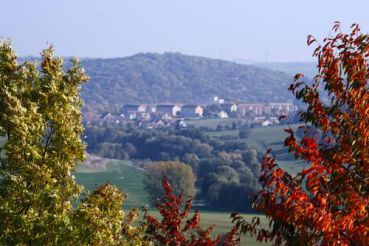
top-left (84, 96), bottom-right (298, 129)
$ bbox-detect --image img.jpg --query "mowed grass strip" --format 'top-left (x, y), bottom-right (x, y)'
top-left (75, 160), bottom-right (150, 209)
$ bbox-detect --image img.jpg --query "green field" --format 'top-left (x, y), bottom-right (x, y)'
top-left (245, 124), bottom-right (306, 173)
top-left (198, 212), bottom-right (270, 245)
top-left (75, 160), bottom-right (150, 209)
top-left (186, 118), bottom-right (249, 129)
top-left (208, 123), bottom-right (306, 174)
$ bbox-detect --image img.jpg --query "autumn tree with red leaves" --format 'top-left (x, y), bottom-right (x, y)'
top-left (232, 22), bottom-right (369, 245)
top-left (144, 177), bottom-right (238, 246)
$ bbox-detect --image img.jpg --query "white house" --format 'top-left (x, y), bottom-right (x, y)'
top-left (262, 120), bottom-right (273, 127)
top-left (218, 111), bottom-right (229, 118)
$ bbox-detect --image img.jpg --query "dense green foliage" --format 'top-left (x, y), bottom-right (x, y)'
top-left (79, 53), bottom-right (294, 112)
top-left (72, 184), bottom-right (149, 245)
top-left (0, 42), bottom-right (86, 244)
top-left (0, 43), bottom-right (149, 245)
top-left (84, 124), bottom-right (261, 211)
top-left (143, 161), bottom-right (196, 205)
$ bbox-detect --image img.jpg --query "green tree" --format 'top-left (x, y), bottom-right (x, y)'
top-left (143, 161), bottom-right (196, 205)
top-left (238, 129), bottom-right (249, 139)
top-left (71, 183), bottom-right (148, 245)
top-left (0, 41), bottom-right (87, 244)
top-left (0, 41), bottom-right (149, 245)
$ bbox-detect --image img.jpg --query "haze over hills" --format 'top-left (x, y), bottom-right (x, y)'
top-left (252, 62), bottom-right (317, 79)
top-left (78, 53), bottom-right (298, 113)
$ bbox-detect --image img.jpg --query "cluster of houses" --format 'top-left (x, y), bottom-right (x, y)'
top-left (121, 102), bottom-right (297, 120)
top-left (122, 104), bottom-right (202, 120)
top-left (84, 101), bottom-right (298, 128)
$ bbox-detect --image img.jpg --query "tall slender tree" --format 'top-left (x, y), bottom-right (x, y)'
top-left (0, 41), bottom-right (149, 245)
top-left (0, 42), bottom-right (87, 244)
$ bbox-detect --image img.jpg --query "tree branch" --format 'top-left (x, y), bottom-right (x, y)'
top-left (42, 125), bottom-right (54, 161)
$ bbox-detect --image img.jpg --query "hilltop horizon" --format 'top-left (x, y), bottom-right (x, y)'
top-left (19, 51), bottom-right (315, 63)
top-left (19, 51), bottom-right (316, 79)
top-left (73, 52), bottom-right (302, 113)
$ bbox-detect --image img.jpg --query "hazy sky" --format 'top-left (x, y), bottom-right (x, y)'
top-left (1, 0), bottom-right (369, 62)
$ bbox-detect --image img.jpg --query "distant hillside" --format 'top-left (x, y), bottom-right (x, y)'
top-left (20, 53), bottom-right (299, 113)
top-left (79, 53), bottom-right (297, 112)
top-left (252, 62), bottom-right (317, 78)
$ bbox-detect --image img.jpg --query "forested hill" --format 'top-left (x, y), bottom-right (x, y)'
top-left (79, 53), bottom-right (296, 112)
top-left (21, 53), bottom-right (296, 112)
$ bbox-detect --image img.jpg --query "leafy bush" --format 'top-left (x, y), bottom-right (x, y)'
top-left (143, 161), bottom-right (196, 205)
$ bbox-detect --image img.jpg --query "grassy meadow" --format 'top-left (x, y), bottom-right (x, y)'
top-left (75, 160), bottom-right (150, 209)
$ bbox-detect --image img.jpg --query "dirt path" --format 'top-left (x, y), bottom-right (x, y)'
top-left (82, 154), bottom-right (146, 171)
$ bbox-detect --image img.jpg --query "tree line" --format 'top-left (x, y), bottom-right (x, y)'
top-left (84, 124), bottom-right (260, 212)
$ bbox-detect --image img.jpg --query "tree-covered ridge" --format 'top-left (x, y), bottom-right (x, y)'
top-left (80, 52), bottom-right (294, 112)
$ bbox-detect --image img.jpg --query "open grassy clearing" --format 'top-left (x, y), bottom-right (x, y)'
top-left (75, 159), bottom-right (150, 209)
